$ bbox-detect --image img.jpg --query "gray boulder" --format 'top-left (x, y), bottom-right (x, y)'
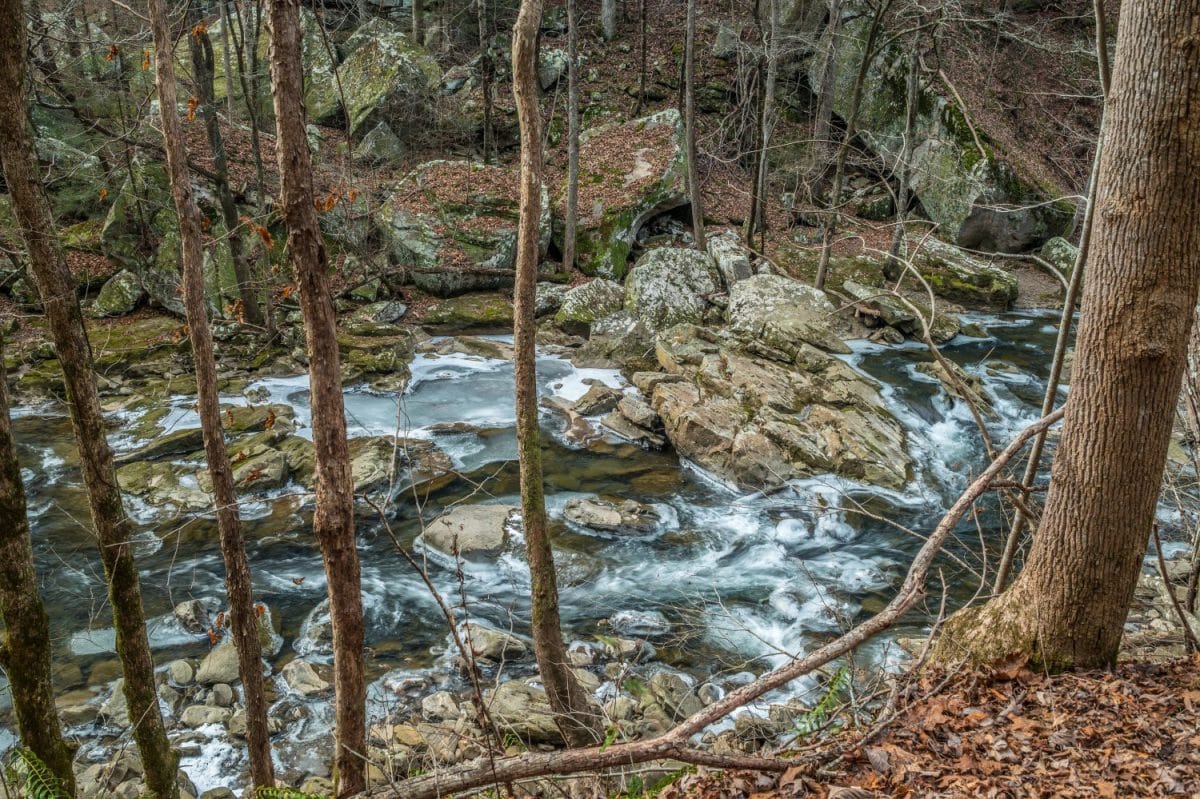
top-left (554, 278), bottom-right (625, 334)
top-left (624, 248), bottom-right (718, 330)
top-left (417, 505), bottom-right (518, 558)
top-left (195, 642), bottom-right (240, 685)
top-left (728, 274), bottom-right (850, 354)
top-left (488, 681), bottom-right (565, 744)
top-left (93, 270), bottom-right (146, 317)
top-left (706, 230), bottom-right (754, 288)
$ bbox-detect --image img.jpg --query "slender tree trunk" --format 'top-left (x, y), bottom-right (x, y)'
top-left (815, 0), bottom-right (886, 291)
top-left (512, 0), bottom-right (600, 748)
top-left (562, 0), bottom-right (581, 271)
top-left (218, 0), bottom-right (236, 120)
top-left (886, 41), bottom-right (919, 269)
top-left (0, 334), bottom-right (76, 798)
top-left (683, 0), bottom-right (705, 250)
top-left (478, 0), bottom-right (495, 163)
top-left (413, 0), bottom-right (424, 43)
top-left (600, 0), bottom-right (617, 40)
top-left (267, 1), bottom-right (367, 792)
top-left (936, 0), bottom-right (1200, 671)
top-left (0, 4), bottom-right (178, 796)
top-left (189, 23), bottom-right (264, 327)
top-left (148, 2), bottom-right (276, 787)
top-left (635, 0), bottom-right (646, 114)
top-left (808, 0), bottom-right (842, 195)
top-left (744, 0), bottom-right (777, 247)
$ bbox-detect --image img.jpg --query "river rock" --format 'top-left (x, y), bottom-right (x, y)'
top-left (167, 659), bottom-right (195, 686)
top-left (651, 324), bottom-right (910, 490)
top-left (487, 681), bottom-right (564, 744)
top-left (572, 383), bottom-right (624, 416)
top-left (118, 428), bottom-right (205, 465)
top-left (915, 360), bottom-right (994, 413)
top-left (181, 704), bottom-right (232, 728)
top-left (1039, 236), bottom-right (1078, 276)
top-left (347, 435), bottom-right (454, 498)
top-left (422, 292), bottom-right (515, 328)
top-left (463, 622), bottom-right (529, 661)
top-left (728, 274), bottom-right (850, 354)
top-left (99, 679), bottom-right (129, 728)
top-left (93, 270), bottom-right (146, 317)
top-left (609, 609), bottom-right (671, 637)
top-left (535, 283), bottom-right (569, 317)
top-left (901, 239), bottom-right (1018, 309)
top-left (648, 670), bottom-right (703, 720)
top-left (572, 311), bottom-right (658, 372)
top-left (563, 497), bottom-right (660, 533)
top-left (624, 248), bottom-right (718, 331)
top-left (282, 659), bottom-right (331, 696)
top-left (417, 504), bottom-right (518, 558)
top-left (376, 161), bottom-right (551, 296)
top-left (195, 641), bottom-right (240, 685)
top-left (420, 690), bottom-right (460, 722)
top-left (173, 599), bottom-right (210, 633)
top-left (706, 230), bottom-right (754, 288)
top-left (599, 410), bottom-right (666, 449)
top-left (554, 278), bottom-right (625, 335)
top-left (210, 683), bottom-right (235, 707)
top-left (295, 599), bottom-right (333, 658)
top-left (616, 395), bottom-right (659, 430)
top-left (556, 109), bottom-right (688, 278)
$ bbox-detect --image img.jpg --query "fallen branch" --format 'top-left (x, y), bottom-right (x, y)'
top-left (359, 408), bottom-right (1066, 799)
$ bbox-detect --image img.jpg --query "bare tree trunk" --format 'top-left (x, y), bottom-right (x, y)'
top-left (808, 0), bottom-right (842, 196)
top-left (683, 0), bottom-right (705, 250)
top-left (511, 0), bottom-right (600, 748)
top-left (478, 0), bottom-right (495, 163)
top-left (0, 4), bottom-right (178, 795)
top-left (189, 22), bottom-right (264, 327)
top-left (413, 0), bottom-right (424, 43)
top-left (561, 0), bottom-right (581, 271)
top-left (744, 0), bottom-right (777, 247)
top-left (886, 41), bottom-right (919, 268)
top-left (0, 334), bottom-right (76, 798)
top-left (267, 0), bottom-right (367, 793)
top-left (635, 0), bottom-right (646, 113)
top-left (600, 0), bottom-right (617, 40)
top-left (218, 0), bottom-right (236, 120)
top-left (936, 0), bottom-right (1200, 671)
top-left (815, 0), bottom-right (887, 291)
top-left (149, 1), bottom-right (276, 787)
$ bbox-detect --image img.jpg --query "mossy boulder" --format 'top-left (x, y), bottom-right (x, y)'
top-left (555, 109), bottom-right (688, 279)
top-left (811, 3), bottom-right (1072, 252)
top-left (624, 247), bottom-right (718, 331)
top-left (901, 239), bottom-right (1018, 309)
top-left (1039, 236), bottom-right (1078, 276)
top-left (554, 278), bottom-right (624, 334)
top-left (422, 292), bottom-right (514, 330)
top-left (307, 20), bottom-right (439, 141)
top-left (727, 274), bottom-right (850, 354)
top-left (93, 270), bottom-right (146, 317)
top-left (376, 161), bottom-right (550, 297)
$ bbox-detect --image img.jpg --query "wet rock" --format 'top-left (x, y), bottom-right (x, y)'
top-left (901, 239), bottom-right (1018, 309)
top-left (209, 683), bottom-right (234, 707)
top-left (564, 497), bottom-right (660, 533)
top-left (181, 704), bottom-right (232, 727)
top-left (599, 410), bottom-right (666, 449)
top-left (463, 622), bottom-right (529, 661)
top-left (421, 690), bottom-right (460, 721)
top-left (554, 278), bottom-right (625, 335)
top-left (296, 599), bottom-right (333, 658)
top-left (609, 609), bottom-right (671, 638)
top-left (282, 659), bottom-right (331, 696)
top-left (624, 248), bottom-right (718, 331)
top-left (223, 404), bottom-right (296, 435)
top-left (556, 109), bottom-right (688, 278)
top-left (422, 292), bottom-right (515, 329)
top-left (346, 435), bottom-right (454, 498)
top-left (417, 504), bottom-right (518, 558)
top-left (535, 282), bottom-right (569, 317)
top-left (488, 681), bottom-right (564, 744)
top-left (195, 641), bottom-right (240, 685)
top-left (93, 270), bottom-right (146, 317)
top-left (572, 383), bottom-right (624, 416)
top-left (601, 637), bottom-right (655, 662)
top-left (56, 690), bottom-right (99, 726)
top-left (167, 659), bottom-right (195, 686)
top-left (98, 679), bottom-right (129, 728)
top-left (173, 599), bottom-right (210, 633)
top-left (616, 395), bottom-right (659, 430)
top-left (420, 335), bottom-right (515, 361)
top-left (728, 274), bottom-right (850, 354)
top-left (376, 161), bottom-right (550, 296)
top-left (117, 428), bottom-right (205, 465)
top-left (915, 360), bottom-right (994, 413)
top-left (706, 230), bottom-right (753, 288)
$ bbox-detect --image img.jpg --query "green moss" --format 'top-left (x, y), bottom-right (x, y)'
top-left (422, 292), bottom-right (514, 330)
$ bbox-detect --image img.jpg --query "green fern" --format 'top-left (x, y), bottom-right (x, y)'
top-left (793, 665), bottom-right (850, 737)
top-left (254, 787), bottom-right (327, 799)
top-left (6, 749), bottom-right (66, 799)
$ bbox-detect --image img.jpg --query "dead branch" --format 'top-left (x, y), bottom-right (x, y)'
top-left (359, 408), bottom-right (1066, 799)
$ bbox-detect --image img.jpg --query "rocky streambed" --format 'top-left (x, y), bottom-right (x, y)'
top-left (3, 300), bottom-right (1104, 796)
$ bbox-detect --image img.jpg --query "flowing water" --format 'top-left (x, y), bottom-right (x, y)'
top-left (2, 310), bottom-right (1102, 785)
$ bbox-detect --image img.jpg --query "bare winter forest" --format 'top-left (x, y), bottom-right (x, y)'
top-left (1, 0), bottom-right (1199, 797)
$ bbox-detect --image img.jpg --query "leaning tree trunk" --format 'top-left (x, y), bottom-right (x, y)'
top-left (267, 1), bottom-right (367, 792)
top-left (0, 5), bottom-right (178, 797)
top-left (189, 23), bottom-right (264, 327)
top-left (561, 0), bottom-right (581, 271)
top-left (512, 0), bottom-right (600, 748)
top-left (683, 0), bottom-right (705, 250)
top-left (935, 0), bottom-right (1200, 671)
top-left (0, 334), bottom-right (76, 798)
top-left (149, 2), bottom-right (276, 787)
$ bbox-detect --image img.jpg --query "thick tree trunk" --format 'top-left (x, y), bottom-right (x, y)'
top-left (266, 1), bottom-right (367, 792)
top-left (0, 334), bottom-right (76, 798)
top-left (936, 0), bottom-right (1200, 671)
top-left (189, 24), bottom-right (264, 327)
top-left (149, 2), bottom-right (276, 787)
top-left (511, 0), bottom-right (600, 748)
top-left (561, 0), bottom-right (581, 271)
top-left (683, 0), bottom-right (705, 250)
top-left (808, 0), bottom-right (842, 193)
top-left (0, 5), bottom-right (178, 797)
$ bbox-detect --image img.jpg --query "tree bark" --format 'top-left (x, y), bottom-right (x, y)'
top-left (0, 333), bottom-right (76, 798)
top-left (413, 0), bottom-right (424, 44)
top-left (808, 0), bottom-right (842, 195)
top-left (600, 0), bottom-right (617, 40)
top-left (886, 41), bottom-right (919, 268)
top-left (266, 0), bottom-right (367, 793)
top-left (635, 0), bottom-right (646, 114)
top-left (0, 3), bottom-right (178, 796)
top-left (189, 22), bottom-right (264, 327)
top-left (478, 0), bottom-right (495, 163)
top-left (936, 0), bottom-right (1200, 671)
top-left (148, 1), bottom-right (276, 787)
top-left (511, 0), bottom-right (600, 749)
top-left (683, 0), bottom-right (705, 250)
top-left (744, 0), bottom-right (777, 247)
top-left (561, 0), bottom-right (581, 271)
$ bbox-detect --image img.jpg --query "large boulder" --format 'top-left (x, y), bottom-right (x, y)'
top-left (900, 239), bottom-right (1019, 309)
top-left (624, 248), bottom-right (718, 331)
top-left (487, 681), bottom-right (565, 744)
top-left (36, 136), bottom-right (107, 221)
top-left (727, 274), bottom-right (851, 354)
top-left (651, 325), bottom-right (910, 490)
top-left (307, 20), bottom-right (440, 142)
top-left (811, 4), bottom-right (1072, 253)
top-left (417, 505), bottom-right (518, 558)
top-left (376, 161), bottom-right (551, 296)
top-left (93, 270), bottom-right (146, 317)
top-left (554, 278), bottom-right (625, 334)
top-left (556, 109), bottom-right (688, 279)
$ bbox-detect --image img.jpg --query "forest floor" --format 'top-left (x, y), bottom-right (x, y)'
top-left (658, 655), bottom-right (1200, 799)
